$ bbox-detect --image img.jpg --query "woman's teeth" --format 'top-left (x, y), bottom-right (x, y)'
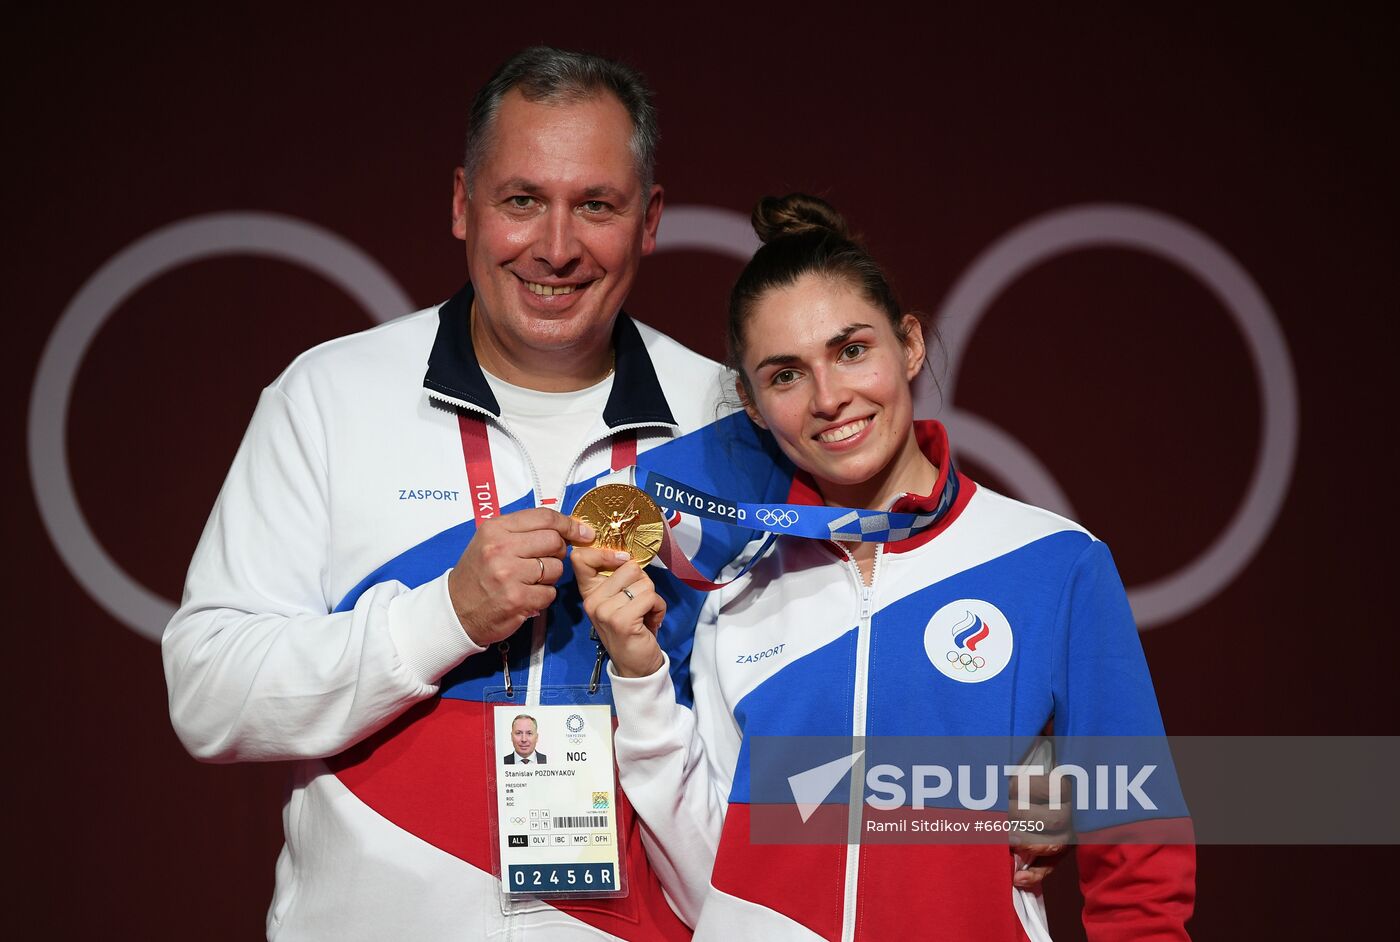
top-left (818, 418), bottom-right (871, 443)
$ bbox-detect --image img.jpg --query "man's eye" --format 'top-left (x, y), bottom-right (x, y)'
top-left (581, 200), bottom-right (611, 214)
top-left (772, 369), bottom-right (799, 385)
top-left (840, 343), bottom-right (866, 360)
top-left (508, 196), bottom-right (534, 209)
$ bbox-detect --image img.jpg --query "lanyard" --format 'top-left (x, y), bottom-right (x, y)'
top-left (457, 412), bottom-right (501, 520)
top-left (456, 413), bottom-right (636, 520)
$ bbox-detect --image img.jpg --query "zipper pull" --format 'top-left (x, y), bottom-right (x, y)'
top-left (589, 646), bottom-right (607, 694)
top-left (588, 626), bottom-right (606, 694)
top-left (498, 641), bottom-right (514, 698)
top-left (859, 586), bottom-right (874, 621)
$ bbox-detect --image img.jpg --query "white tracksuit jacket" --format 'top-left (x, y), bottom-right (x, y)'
top-left (162, 284), bottom-right (792, 940)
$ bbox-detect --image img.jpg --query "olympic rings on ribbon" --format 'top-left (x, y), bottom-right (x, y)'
top-left (756, 508), bottom-right (799, 528)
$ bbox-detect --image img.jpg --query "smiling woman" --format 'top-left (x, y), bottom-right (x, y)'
top-left (573, 194), bottom-right (1196, 940)
top-left (727, 196), bottom-right (935, 580)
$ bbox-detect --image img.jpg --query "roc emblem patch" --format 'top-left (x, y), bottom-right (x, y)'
top-left (923, 599), bottom-right (1014, 684)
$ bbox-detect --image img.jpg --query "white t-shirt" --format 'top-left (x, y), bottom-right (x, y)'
top-left (483, 369), bottom-right (614, 505)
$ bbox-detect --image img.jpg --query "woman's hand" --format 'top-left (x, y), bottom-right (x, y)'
top-left (570, 545), bottom-right (667, 678)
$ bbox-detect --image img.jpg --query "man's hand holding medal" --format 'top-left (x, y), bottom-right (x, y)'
top-left (448, 508), bottom-right (597, 647)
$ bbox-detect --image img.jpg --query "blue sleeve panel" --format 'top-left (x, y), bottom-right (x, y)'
top-left (1052, 539), bottom-right (1167, 737)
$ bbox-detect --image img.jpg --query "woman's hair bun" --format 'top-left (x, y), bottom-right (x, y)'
top-left (751, 193), bottom-right (853, 244)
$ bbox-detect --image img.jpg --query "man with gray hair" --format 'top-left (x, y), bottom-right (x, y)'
top-left (164, 46), bottom-right (751, 939)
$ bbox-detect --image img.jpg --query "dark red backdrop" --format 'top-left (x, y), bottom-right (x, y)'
top-left (8, 4), bottom-right (1395, 938)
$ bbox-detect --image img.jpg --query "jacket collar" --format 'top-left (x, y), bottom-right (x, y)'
top-left (423, 283), bottom-right (677, 428)
top-left (783, 419), bottom-right (976, 553)
top-left (886, 420), bottom-right (976, 552)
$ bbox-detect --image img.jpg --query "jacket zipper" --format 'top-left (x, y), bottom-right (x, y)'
top-left (835, 542), bottom-right (882, 942)
top-left (432, 394), bottom-right (545, 701)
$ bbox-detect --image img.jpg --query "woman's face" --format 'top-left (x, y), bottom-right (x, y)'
top-left (740, 273), bottom-right (925, 499)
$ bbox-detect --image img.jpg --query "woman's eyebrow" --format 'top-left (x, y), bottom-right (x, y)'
top-left (753, 352), bottom-right (799, 372)
top-left (825, 323), bottom-right (875, 348)
top-left (752, 324), bottom-right (876, 372)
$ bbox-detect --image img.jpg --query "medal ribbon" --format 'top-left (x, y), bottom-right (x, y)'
top-left (637, 457), bottom-right (959, 592)
top-left (641, 464), bottom-right (960, 543)
top-left (651, 529), bottom-right (776, 592)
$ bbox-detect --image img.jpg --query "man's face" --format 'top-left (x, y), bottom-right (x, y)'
top-left (453, 89), bottom-right (663, 363)
top-left (512, 718), bottom-right (538, 757)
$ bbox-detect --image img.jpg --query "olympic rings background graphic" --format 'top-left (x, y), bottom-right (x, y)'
top-left (28, 214), bottom-right (414, 642)
top-left (916, 205), bottom-right (1298, 628)
top-left (28, 204), bottom-right (1297, 640)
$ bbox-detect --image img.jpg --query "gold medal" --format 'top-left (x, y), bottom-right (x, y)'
top-left (572, 483), bottom-right (665, 569)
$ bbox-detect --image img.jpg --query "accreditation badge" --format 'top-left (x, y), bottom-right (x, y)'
top-left (490, 702), bottom-right (624, 899)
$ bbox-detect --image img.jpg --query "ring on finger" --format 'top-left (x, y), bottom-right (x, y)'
top-left (532, 557), bottom-right (545, 585)
top-left (621, 586), bottom-right (635, 601)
